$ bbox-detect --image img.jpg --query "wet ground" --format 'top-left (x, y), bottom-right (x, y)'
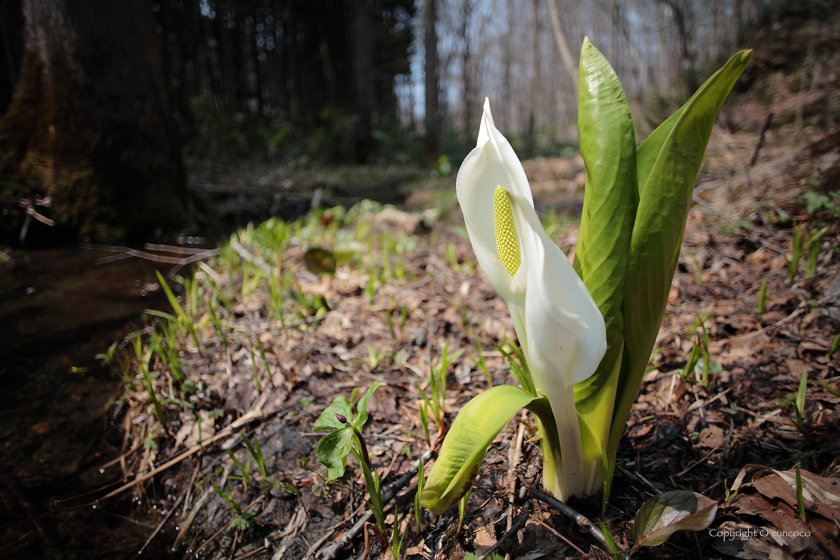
top-left (0, 247), bottom-right (177, 559)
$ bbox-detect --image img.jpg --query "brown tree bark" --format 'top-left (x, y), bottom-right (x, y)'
top-left (423, 0), bottom-right (439, 155)
top-left (0, 0), bottom-right (186, 242)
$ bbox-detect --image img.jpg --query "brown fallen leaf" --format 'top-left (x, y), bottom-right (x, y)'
top-left (697, 425), bottom-right (727, 449)
top-left (721, 465), bottom-right (840, 559)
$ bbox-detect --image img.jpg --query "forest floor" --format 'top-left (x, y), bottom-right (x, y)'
top-left (4, 9), bottom-right (840, 560)
top-left (56, 84), bottom-right (840, 559)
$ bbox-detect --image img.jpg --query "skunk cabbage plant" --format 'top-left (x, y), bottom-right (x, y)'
top-left (420, 39), bottom-right (750, 514)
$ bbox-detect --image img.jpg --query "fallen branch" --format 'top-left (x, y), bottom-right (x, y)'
top-left (529, 487), bottom-right (617, 554)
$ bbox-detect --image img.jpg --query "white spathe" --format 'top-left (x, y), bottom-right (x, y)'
top-left (456, 98), bottom-right (607, 499)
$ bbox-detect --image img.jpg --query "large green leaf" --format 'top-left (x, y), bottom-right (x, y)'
top-left (419, 385), bottom-right (541, 514)
top-left (635, 106), bottom-right (685, 198)
top-left (609, 50), bottom-right (751, 458)
top-left (572, 37), bottom-right (637, 489)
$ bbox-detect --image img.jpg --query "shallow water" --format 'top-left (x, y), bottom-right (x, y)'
top-left (0, 247), bottom-right (181, 559)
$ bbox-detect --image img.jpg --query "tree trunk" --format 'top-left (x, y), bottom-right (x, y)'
top-left (0, 0), bottom-right (186, 242)
top-left (0, 0), bottom-right (25, 115)
top-left (349, 0), bottom-right (373, 162)
top-left (423, 0), bottom-right (439, 155)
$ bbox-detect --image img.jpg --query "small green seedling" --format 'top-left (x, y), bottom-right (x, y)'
top-left (249, 343), bottom-right (262, 393)
top-left (457, 485), bottom-right (472, 536)
top-left (794, 368), bottom-right (808, 432)
top-left (757, 278), bottom-right (769, 326)
top-left (805, 226), bottom-right (828, 278)
top-left (156, 270), bottom-right (202, 355)
top-left (227, 449), bottom-right (253, 489)
top-left (133, 335), bottom-right (166, 426)
top-left (390, 505), bottom-right (406, 560)
top-left (787, 224), bottom-right (804, 282)
top-left (469, 340), bottom-right (493, 384)
top-left (795, 462), bottom-right (806, 522)
top-left (599, 520), bottom-right (624, 557)
top-left (415, 458), bottom-right (425, 534)
top-left (315, 383), bottom-right (388, 534)
top-left (418, 401), bottom-right (431, 444)
top-left (212, 481), bottom-right (256, 530)
top-left (827, 334), bottom-right (840, 360)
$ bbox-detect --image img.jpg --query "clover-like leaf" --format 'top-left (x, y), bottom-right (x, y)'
top-left (314, 396), bottom-right (353, 432)
top-left (630, 490), bottom-right (719, 547)
top-left (315, 426), bottom-right (354, 481)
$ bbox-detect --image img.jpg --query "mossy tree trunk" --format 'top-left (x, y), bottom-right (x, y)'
top-left (0, 0), bottom-right (186, 242)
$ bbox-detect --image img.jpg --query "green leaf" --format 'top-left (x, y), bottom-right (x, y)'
top-left (145, 309), bottom-right (178, 322)
top-left (629, 490), bottom-right (718, 547)
top-left (610, 50), bottom-right (750, 459)
top-left (572, 38), bottom-right (638, 492)
top-left (314, 396), bottom-right (353, 432)
top-left (303, 247), bottom-right (337, 275)
top-left (353, 381), bottom-right (386, 429)
top-left (599, 520), bottom-right (623, 556)
top-left (315, 426), bottom-right (354, 480)
top-left (635, 106), bottom-right (685, 198)
top-left (419, 385), bottom-right (540, 514)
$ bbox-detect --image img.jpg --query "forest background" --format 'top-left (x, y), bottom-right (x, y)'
top-left (0, 0), bottom-right (788, 243)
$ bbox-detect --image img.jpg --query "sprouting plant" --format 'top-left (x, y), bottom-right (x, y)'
top-left (795, 462), bottom-right (806, 522)
top-left (242, 435), bottom-right (268, 480)
top-left (827, 334), bottom-right (840, 360)
top-left (212, 481), bottom-right (256, 530)
top-left (207, 299), bottom-right (228, 350)
top-left (315, 383), bottom-right (388, 535)
top-left (248, 343), bottom-right (262, 393)
top-left (155, 270), bottom-right (202, 355)
top-left (787, 224), bottom-right (804, 282)
top-left (599, 520), bottom-right (624, 557)
top-left (457, 486), bottom-right (472, 535)
top-left (417, 401), bottom-right (431, 444)
top-left (794, 368), bottom-right (808, 432)
top-left (365, 275), bottom-right (376, 302)
top-left (445, 241), bottom-right (460, 272)
top-left (415, 458), bottom-right (425, 534)
top-left (416, 343), bottom-right (464, 429)
top-left (227, 449), bottom-right (253, 489)
top-left (390, 505), bottom-right (406, 560)
top-left (684, 313), bottom-right (717, 387)
top-left (367, 346), bottom-right (382, 368)
top-left (757, 278), bottom-right (769, 326)
top-left (95, 341), bottom-right (119, 366)
top-left (805, 226), bottom-right (828, 278)
top-left (781, 368), bottom-right (809, 433)
top-left (133, 335), bottom-right (166, 426)
top-left (469, 340), bottom-right (493, 384)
